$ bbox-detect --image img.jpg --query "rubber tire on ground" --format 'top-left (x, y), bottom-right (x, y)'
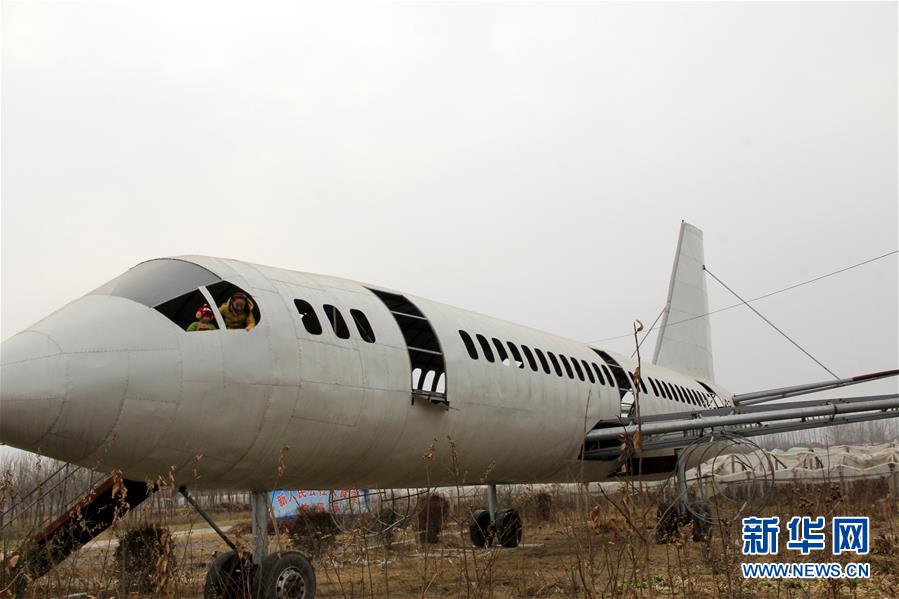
top-left (256, 551), bottom-right (316, 599)
top-left (495, 508), bottom-right (523, 548)
top-left (690, 500), bottom-right (713, 542)
top-left (204, 551), bottom-right (254, 599)
top-left (655, 500), bottom-right (680, 544)
top-left (468, 509), bottom-right (493, 547)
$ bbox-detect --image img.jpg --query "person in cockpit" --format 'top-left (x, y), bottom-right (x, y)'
top-left (219, 291), bottom-right (256, 330)
top-left (187, 305), bottom-right (218, 332)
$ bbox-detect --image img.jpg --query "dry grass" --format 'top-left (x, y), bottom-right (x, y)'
top-left (3, 439), bottom-right (897, 598)
top-left (0, 476), bottom-right (893, 598)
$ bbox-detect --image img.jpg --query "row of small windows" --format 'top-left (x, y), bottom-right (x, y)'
top-left (458, 329), bottom-right (712, 408)
top-left (458, 330), bottom-right (616, 387)
top-left (646, 377), bottom-right (710, 408)
top-left (294, 299), bottom-right (376, 343)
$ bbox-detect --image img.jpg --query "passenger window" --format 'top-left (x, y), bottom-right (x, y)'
top-left (350, 309), bottom-right (376, 343)
top-left (559, 355), bottom-right (574, 379)
top-left (534, 349), bottom-right (551, 374)
top-left (476, 334), bottom-right (495, 362)
top-left (591, 363), bottom-right (605, 385)
top-left (667, 383), bottom-right (678, 401)
top-left (521, 345), bottom-right (539, 371)
top-left (571, 358), bottom-right (585, 381)
top-left (581, 360), bottom-right (595, 384)
top-left (601, 365), bottom-right (615, 387)
top-left (660, 381), bottom-right (671, 399)
top-left (294, 300), bottom-right (323, 335)
top-left (207, 281), bottom-right (261, 330)
top-left (323, 304), bottom-right (351, 339)
top-left (547, 352), bottom-right (563, 377)
top-left (507, 342), bottom-right (525, 368)
top-left (492, 338), bottom-right (510, 365)
top-left (459, 331), bottom-right (478, 359)
top-left (648, 378), bottom-right (659, 396)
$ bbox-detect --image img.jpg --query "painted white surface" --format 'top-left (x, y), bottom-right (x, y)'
top-left (1, 254), bottom-right (731, 490)
top-left (654, 223), bottom-right (715, 380)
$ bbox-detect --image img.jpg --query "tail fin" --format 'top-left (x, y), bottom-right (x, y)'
top-left (652, 222), bottom-right (715, 380)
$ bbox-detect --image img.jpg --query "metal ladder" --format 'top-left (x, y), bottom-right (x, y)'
top-left (1, 462), bottom-right (152, 592)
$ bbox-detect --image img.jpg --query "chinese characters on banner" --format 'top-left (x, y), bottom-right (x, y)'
top-left (742, 516), bottom-right (869, 556)
top-left (268, 489), bottom-right (368, 520)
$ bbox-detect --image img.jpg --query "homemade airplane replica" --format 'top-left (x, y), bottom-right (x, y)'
top-left (1, 222), bottom-right (896, 598)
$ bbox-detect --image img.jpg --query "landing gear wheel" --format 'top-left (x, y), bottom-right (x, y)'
top-left (469, 509), bottom-right (493, 547)
top-left (257, 551), bottom-right (316, 599)
top-left (495, 508), bottom-right (523, 548)
top-left (690, 500), bottom-right (713, 542)
top-left (204, 550), bottom-right (254, 599)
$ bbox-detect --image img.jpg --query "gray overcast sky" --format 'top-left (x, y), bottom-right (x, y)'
top-left (2, 2), bottom-right (897, 419)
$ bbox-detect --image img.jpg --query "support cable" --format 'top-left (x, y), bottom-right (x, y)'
top-left (630, 307), bottom-right (665, 358)
top-left (590, 249), bottom-right (897, 344)
top-left (703, 266), bottom-right (840, 380)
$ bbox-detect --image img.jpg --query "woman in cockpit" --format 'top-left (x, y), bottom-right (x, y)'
top-left (219, 292), bottom-right (256, 330)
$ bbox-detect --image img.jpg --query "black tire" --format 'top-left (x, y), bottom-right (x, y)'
top-left (468, 509), bottom-right (492, 547)
top-left (495, 508), bottom-right (523, 548)
top-left (690, 500), bottom-right (713, 542)
top-left (256, 551), bottom-right (315, 599)
top-left (655, 500), bottom-right (679, 544)
top-left (204, 551), bottom-right (254, 599)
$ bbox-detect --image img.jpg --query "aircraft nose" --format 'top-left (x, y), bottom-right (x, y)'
top-left (0, 331), bottom-right (67, 450)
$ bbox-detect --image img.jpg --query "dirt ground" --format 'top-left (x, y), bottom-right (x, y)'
top-left (12, 480), bottom-right (899, 598)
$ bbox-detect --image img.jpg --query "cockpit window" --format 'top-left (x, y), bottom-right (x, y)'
top-left (156, 290), bottom-right (214, 331)
top-left (92, 259), bottom-right (220, 307)
top-left (152, 278), bottom-right (260, 332)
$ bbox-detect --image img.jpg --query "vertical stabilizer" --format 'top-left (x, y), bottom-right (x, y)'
top-left (652, 222), bottom-right (715, 380)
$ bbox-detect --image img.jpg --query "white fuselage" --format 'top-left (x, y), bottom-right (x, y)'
top-left (0, 256), bottom-right (732, 490)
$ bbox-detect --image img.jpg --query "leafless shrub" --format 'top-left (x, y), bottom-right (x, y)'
top-left (533, 491), bottom-right (553, 523)
top-left (114, 523), bottom-right (176, 593)
top-left (284, 508), bottom-right (340, 556)
top-left (416, 492), bottom-right (449, 544)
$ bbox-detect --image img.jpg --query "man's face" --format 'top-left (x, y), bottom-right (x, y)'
top-left (232, 297), bottom-right (246, 312)
top-left (201, 313), bottom-right (213, 322)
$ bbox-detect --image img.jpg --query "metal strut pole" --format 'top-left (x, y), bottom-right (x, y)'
top-left (178, 487), bottom-right (239, 554)
top-left (250, 491), bottom-right (269, 566)
top-left (674, 449), bottom-right (689, 516)
top-left (487, 484), bottom-right (498, 523)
